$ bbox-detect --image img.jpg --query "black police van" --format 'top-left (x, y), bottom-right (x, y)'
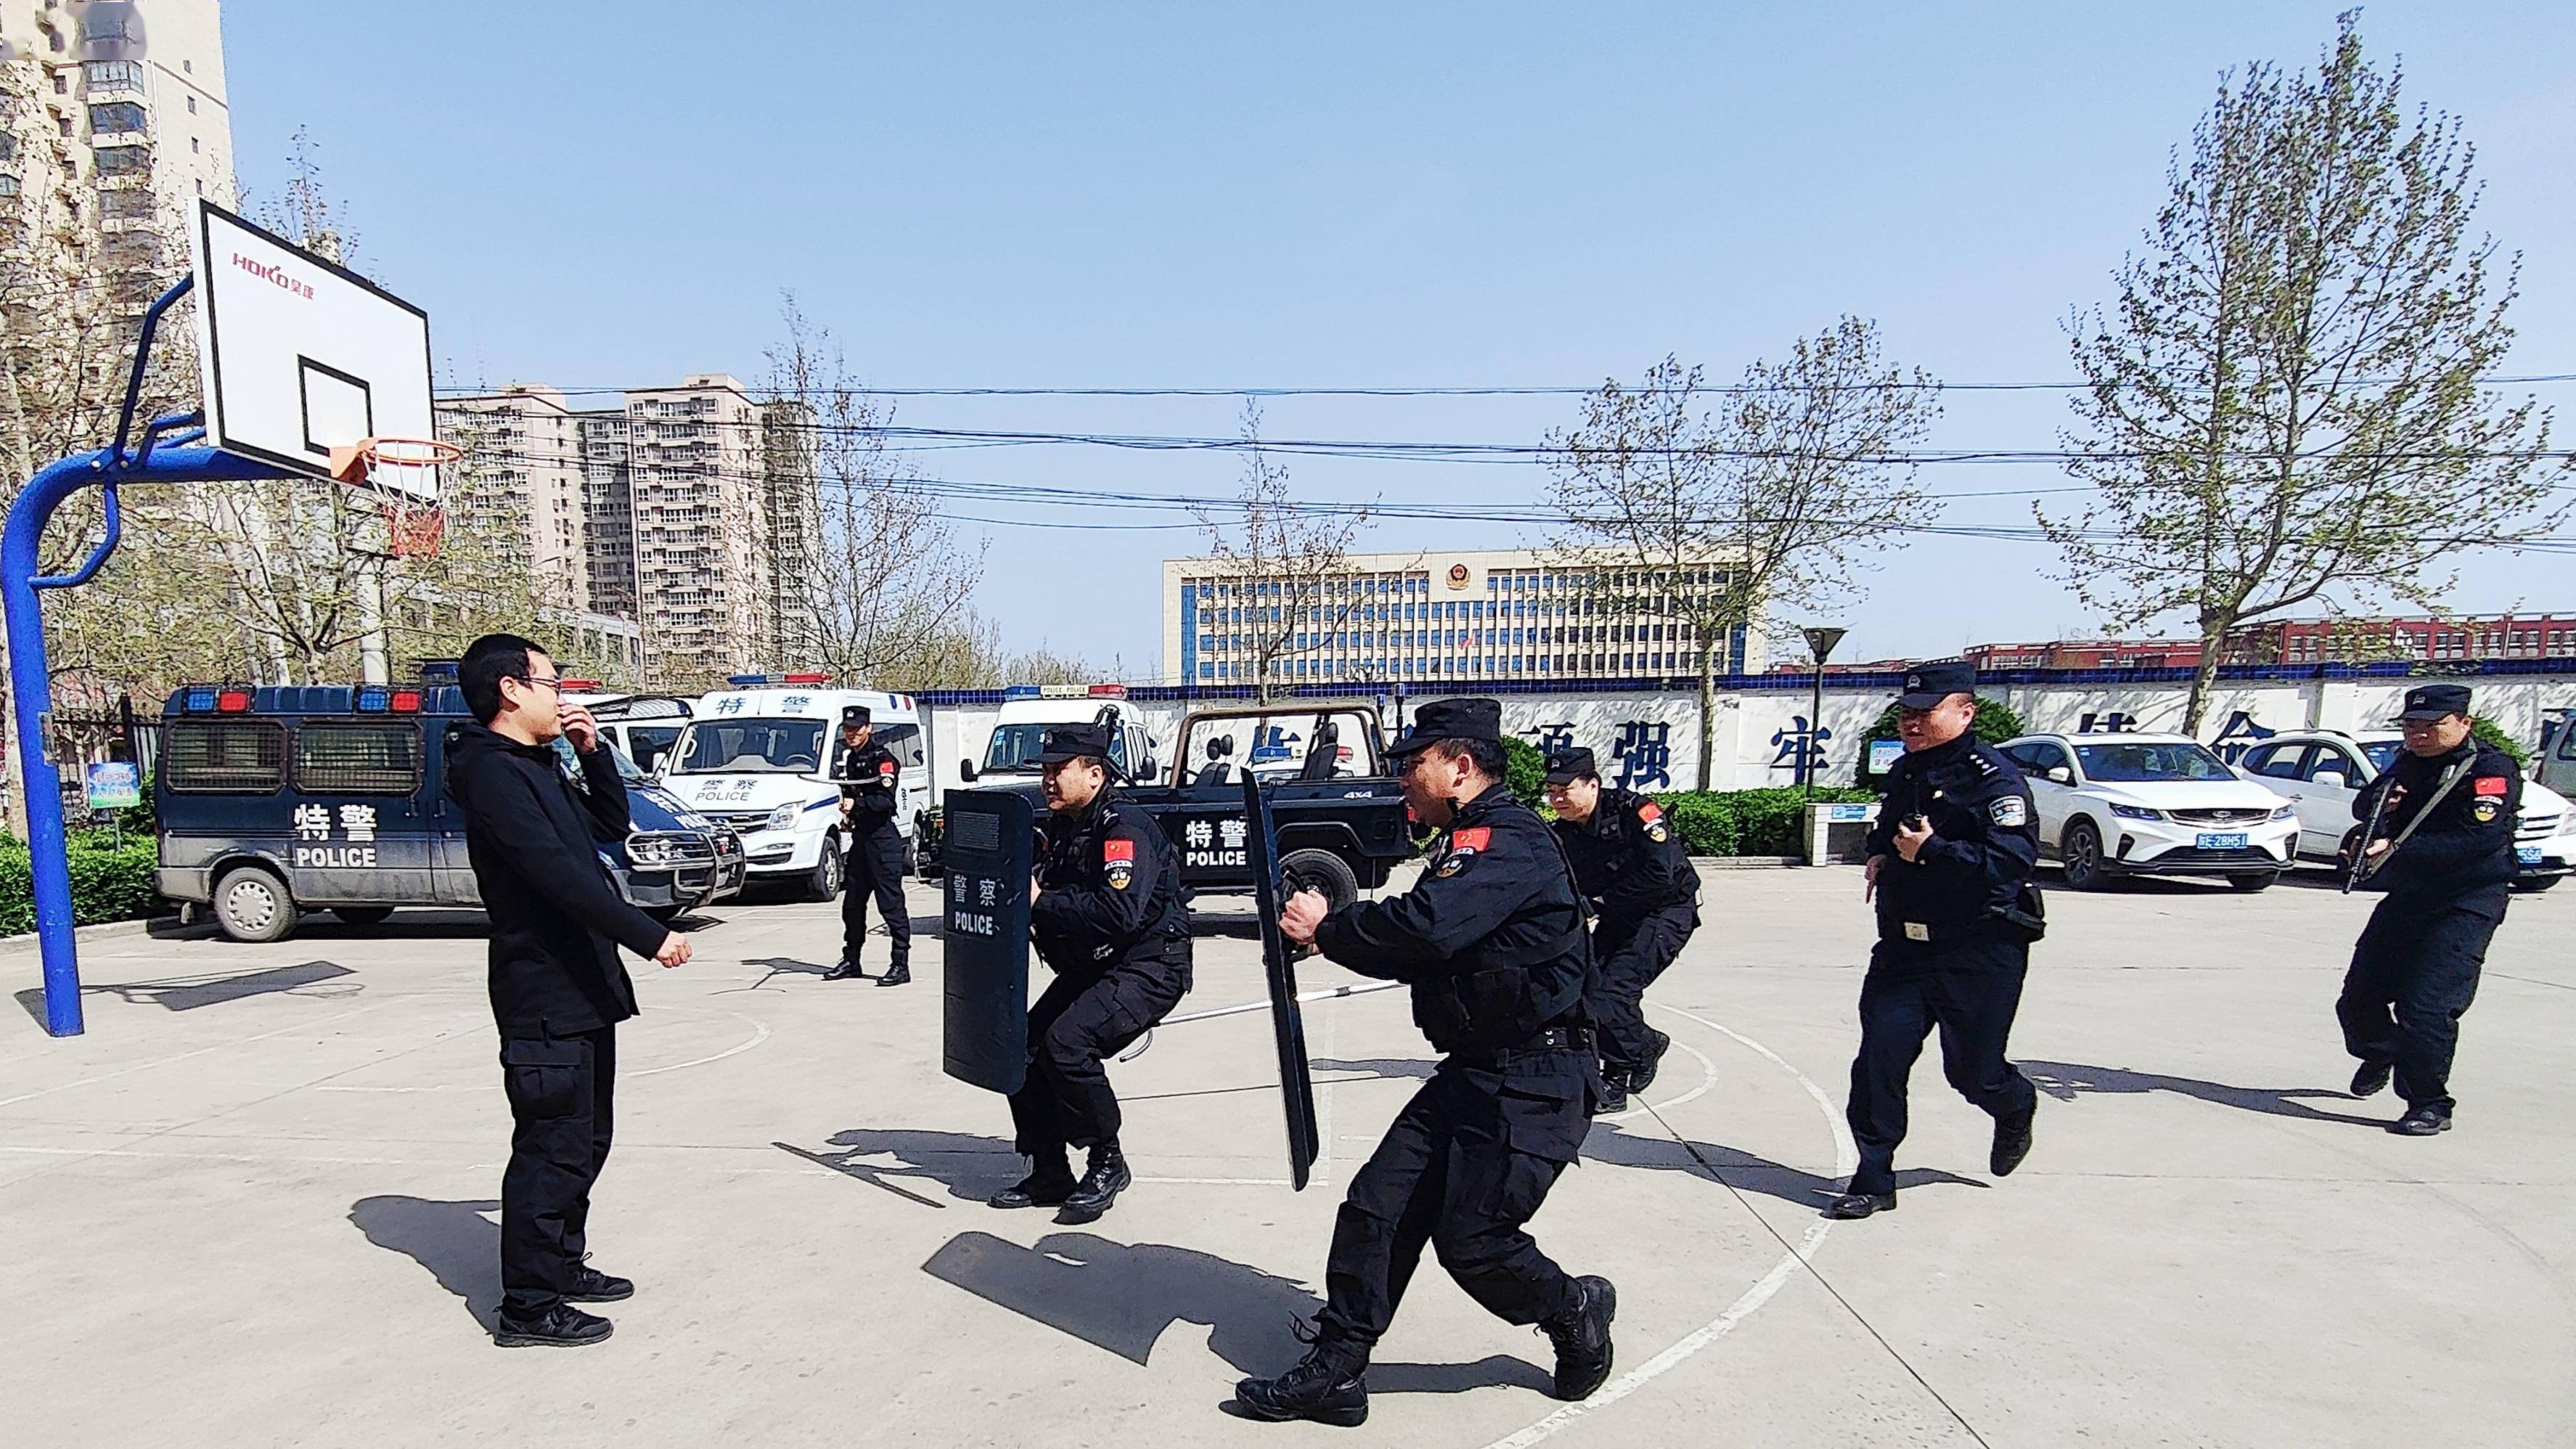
top-left (155, 683), bottom-right (745, 942)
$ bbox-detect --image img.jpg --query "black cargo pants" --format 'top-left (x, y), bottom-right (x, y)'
top-left (842, 821), bottom-right (911, 969)
top-left (1007, 954), bottom-right (1192, 1157)
top-left (1846, 934), bottom-right (2035, 1197)
top-left (1314, 1050), bottom-right (1592, 1359)
top-left (1586, 901), bottom-right (1698, 1073)
top-left (2337, 886), bottom-right (2504, 1113)
top-left (498, 1025), bottom-right (616, 1318)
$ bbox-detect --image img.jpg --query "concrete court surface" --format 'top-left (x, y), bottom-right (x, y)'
top-left (1, 865), bottom-right (2571, 1448)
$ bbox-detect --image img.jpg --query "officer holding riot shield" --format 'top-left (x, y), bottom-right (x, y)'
top-left (825, 704), bottom-right (911, 986)
top-left (2337, 684), bottom-right (2520, 1136)
top-left (989, 722), bottom-right (1193, 1223)
top-left (1831, 659), bottom-right (2043, 1222)
top-left (1545, 746), bottom-right (1699, 1112)
top-left (1239, 698), bottom-right (1615, 1429)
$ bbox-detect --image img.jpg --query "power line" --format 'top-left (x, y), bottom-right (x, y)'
top-left (434, 373), bottom-right (2576, 399)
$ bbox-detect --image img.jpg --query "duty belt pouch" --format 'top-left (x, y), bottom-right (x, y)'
top-left (1997, 883), bottom-right (2047, 944)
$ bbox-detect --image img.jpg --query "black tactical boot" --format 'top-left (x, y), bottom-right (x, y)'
top-left (2350, 1060), bottom-right (2392, 1098)
top-left (821, 959), bottom-right (867, 981)
top-left (875, 962), bottom-right (912, 987)
top-left (1540, 1275), bottom-right (1616, 1402)
top-left (1057, 1140), bottom-right (1132, 1224)
top-left (1990, 1101), bottom-right (2036, 1177)
top-left (1825, 1190), bottom-right (1896, 1220)
top-left (1235, 1328), bottom-right (1369, 1427)
top-left (563, 1262), bottom-right (634, 1303)
top-left (1627, 1029), bottom-right (1673, 1096)
top-left (492, 1302), bottom-right (613, 1348)
top-left (2389, 1103), bottom-right (2452, 1136)
top-left (989, 1150), bottom-right (1076, 1209)
top-left (1595, 1066), bottom-right (1631, 1116)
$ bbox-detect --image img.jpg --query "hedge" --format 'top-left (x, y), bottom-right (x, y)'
top-left (0, 832), bottom-right (163, 937)
top-left (1855, 695), bottom-right (2031, 791)
top-left (1658, 786), bottom-right (1878, 857)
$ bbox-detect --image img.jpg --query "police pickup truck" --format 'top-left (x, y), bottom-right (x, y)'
top-left (946, 699), bottom-right (1410, 914)
top-left (155, 683), bottom-right (745, 942)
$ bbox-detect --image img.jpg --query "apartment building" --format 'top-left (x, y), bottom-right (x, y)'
top-left (621, 374), bottom-right (777, 681)
top-left (1161, 547), bottom-right (1762, 689)
top-left (760, 397), bottom-right (819, 663)
top-left (578, 409), bottom-right (637, 619)
top-left (435, 385), bottom-right (592, 613)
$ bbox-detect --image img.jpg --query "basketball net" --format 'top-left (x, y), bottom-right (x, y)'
top-left (327, 436), bottom-right (456, 561)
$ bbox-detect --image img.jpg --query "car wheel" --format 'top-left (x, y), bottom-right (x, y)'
top-left (213, 865), bottom-right (299, 943)
top-left (2228, 872), bottom-right (2278, 893)
top-left (2060, 819), bottom-right (2112, 891)
top-left (330, 906), bottom-right (395, 926)
top-left (1280, 847), bottom-right (1361, 915)
top-left (806, 834), bottom-right (845, 902)
top-left (2514, 874), bottom-right (2563, 893)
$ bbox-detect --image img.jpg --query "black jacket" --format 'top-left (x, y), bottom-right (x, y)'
top-left (1552, 785), bottom-right (1698, 933)
top-left (1867, 733), bottom-right (2040, 946)
top-left (2353, 740), bottom-right (2522, 900)
top-left (835, 739), bottom-right (902, 835)
top-left (1316, 784), bottom-right (1590, 1056)
top-left (1031, 788), bottom-right (1191, 980)
top-left (444, 724), bottom-right (668, 1037)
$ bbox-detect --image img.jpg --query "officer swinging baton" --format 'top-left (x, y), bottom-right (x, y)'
top-left (2345, 757), bottom-right (2472, 893)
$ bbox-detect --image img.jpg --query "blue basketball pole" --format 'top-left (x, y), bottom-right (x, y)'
top-left (3, 277), bottom-right (292, 1037)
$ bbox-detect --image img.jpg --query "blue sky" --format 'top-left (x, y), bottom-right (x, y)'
top-left (224, 2), bottom-right (2576, 672)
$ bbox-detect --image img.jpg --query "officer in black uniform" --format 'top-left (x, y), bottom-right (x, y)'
top-left (1545, 746), bottom-right (1699, 1113)
top-left (989, 722), bottom-right (1193, 1222)
top-left (1238, 698), bottom-right (1616, 1428)
top-left (825, 704), bottom-right (911, 987)
top-left (2337, 683), bottom-right (2520, 1136)
top-left (1830, 659), bottom-right (2043, 1221)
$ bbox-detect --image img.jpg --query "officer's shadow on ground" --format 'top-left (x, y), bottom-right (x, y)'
top-left (14, 960), bottom-right (358, 1026)
top-left (775, 1128), bottom-right (1029, 1207)
top-left (2020, 1059), bottom-right (2387, 1127)
top-left (1582, 1121), bottom-right (1984, 1210)
top-left (924, 1230), bottom-right (1553, 1400)
top-left (348, 1196), bottom-right (501, 1331)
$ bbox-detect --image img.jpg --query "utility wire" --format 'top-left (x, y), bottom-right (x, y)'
top-left (434, 373), bottom-right (2576, 399)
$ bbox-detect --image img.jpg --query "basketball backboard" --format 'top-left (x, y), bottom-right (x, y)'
top-left (189, 200), bottom-right (438, 503)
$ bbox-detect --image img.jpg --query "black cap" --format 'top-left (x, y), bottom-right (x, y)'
top-left (1544, 748), bottom-right (1598, 785)
top-left (841, 704), bottom-right (870, 728)
top-left (1039, 722), bottom-right (1114, 764)
top-left (1897, 659), bottom-right (1976, 709)
top-left (2398, 683), bottom-right (2471, 722)
top-left (1386, 697), bottom-right (1503, 757)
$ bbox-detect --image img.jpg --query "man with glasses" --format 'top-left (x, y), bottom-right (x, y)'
top-left (448, 633), bottom-right (694, 1347)
top-left (1831, 658), bottom-right (2043, 1221)
top-left (2339, 684), bottom-right (2521, 1135)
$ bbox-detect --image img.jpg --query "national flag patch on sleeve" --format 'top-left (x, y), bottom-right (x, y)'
top-left (1451, 828), bottom-right (1491, 852)
top-left (879, 760), bottom-right (896, 776)
top-left (1637, 801), bottom-right (1663, 823)
top-left (1103, 838), bottom-right (1137, 863)
top-left (2474, 775), bottom-right (2510, 796)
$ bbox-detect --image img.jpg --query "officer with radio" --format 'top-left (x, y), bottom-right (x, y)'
top-left (1240, 698), bottom-right (1616, 1428)
top-left (2337, 684), bottom-right (2520, 1136)
top-left (989, 722), bottom-right (1193, 1223)
top-left (1831, 659), bottom-right (2043, 1222)
top-left (1545, 747), bottom-right (1699, 1113)
top-left (826, 704), bottom-right (911, 987)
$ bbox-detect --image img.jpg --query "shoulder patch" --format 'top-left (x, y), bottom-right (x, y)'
top-left (1103, 838), bottom-right (1137, 863)
top-left (1637, 801), bottom-right (1663, 823)
top-left (2474, 775), bottom-right (2511, 796)
top-left (1990, 796), bottom-right (2028, 828)
top-left (878, 759), bottom-right (896, 776)
top-left (1451, 827), bottom-right (1491, 852)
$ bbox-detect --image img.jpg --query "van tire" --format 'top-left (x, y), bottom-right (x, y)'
top-left (805, 833), bottom-right (845, 902)
top-left (213, 865), bottom-right (298, 943)
top-left (1280, 848), bottom-right (1360, 915)
top-left (331, 907), bottom-right (395, 926)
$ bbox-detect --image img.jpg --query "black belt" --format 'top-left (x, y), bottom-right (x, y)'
top-left (1454, 1024), bottom-right (1593, 1066)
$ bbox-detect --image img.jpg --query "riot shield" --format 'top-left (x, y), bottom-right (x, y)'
top-left (1243, 770), bottom-right (1321, 1189)
top-left (940, 788), bottom-right (1035, 1095)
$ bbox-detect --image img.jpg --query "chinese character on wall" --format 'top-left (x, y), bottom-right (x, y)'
top-left (1611, 721), bottom-right (1672, 791)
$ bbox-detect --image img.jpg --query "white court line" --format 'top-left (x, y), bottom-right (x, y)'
top-left (0, 1002), bottom-right (395, 1111)
top-left (632, 1011), bottom-right (774, 1077)
top-left (1595, 1039), bottom-right (1721, 1123)
top-left (1481, 1003), bottom-right (1859, 1449)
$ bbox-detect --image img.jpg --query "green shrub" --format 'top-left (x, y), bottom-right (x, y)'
top-left (1501, 733), bottom-right (1548, 805)
top-left (2470, 715), bottom-right (2528, 767)
top-left (0, 830), bottom-right (163, 936)
top-left (1659, 786), bottom-right (1877, 857)
top-left (1855, 695), bottom-right (2030, 792)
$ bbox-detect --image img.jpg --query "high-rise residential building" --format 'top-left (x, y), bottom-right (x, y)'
top-left (623, 374), bottom-right (774, 681)
top-left (435, 385), bottom-right (592, 613)
top-left (578, 409), bottom-right (637, 620)
top-left (1161, 547), bottom-right (1762, 690)
top-left (1, 1), bottom-right (237, 316)
top-left (760, 398), bottom-right (820, 663)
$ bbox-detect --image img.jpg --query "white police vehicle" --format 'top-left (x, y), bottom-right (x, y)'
top-left (560, 679), bottom-right (695, 775)
top-left (1998, 732), bottom-right (2302, 891)
top-left (2240, 728), bottom-right (2574, 891)
top-left (663, 674), bottom-right (930, 899)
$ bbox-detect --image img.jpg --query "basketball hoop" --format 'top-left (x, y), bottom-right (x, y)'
top-left (331, 437), bottom-right (458, 560)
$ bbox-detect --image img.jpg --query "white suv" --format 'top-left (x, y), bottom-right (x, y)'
top-left (2238, 730), bottom-right (2572, 892)
top-left (1998, 732), bottom-right (2302, 892)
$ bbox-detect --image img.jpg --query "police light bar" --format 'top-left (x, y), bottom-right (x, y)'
top-left (1014, 683), bottom-right (1129, 700)
top-left (216, 688), bottom-right (253, 713)
top-left (560, 678), bottom-right (602, 692)
top-left (184, 687), bottom-right (217, 712)
top-left (390, 689), bottom-right (422, 712)
top-left (727, 672), bottom-right (835, 687)
top-left (357, 687), bottom-right (389, 711)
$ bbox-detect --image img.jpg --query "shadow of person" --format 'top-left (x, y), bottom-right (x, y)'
top-left (1581, 1120), bottom-right (1985, 1210)
top-left (2019, 1059), bottom-right (2387, 1127)
top-left (776, 1127), bottom-right (1028, 1207)
top-left (348, 1196), bottom-right (500, 1331)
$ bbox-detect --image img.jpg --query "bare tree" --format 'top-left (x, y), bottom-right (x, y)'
top-left (2044, 12), bottom-right (2568, 731)
top-left (1546, 323), bottom-right (1942, 788)
top-left (763, 295), bottom-right (989, 687)
top-left (1190, 402), bottom-right (1375, 703)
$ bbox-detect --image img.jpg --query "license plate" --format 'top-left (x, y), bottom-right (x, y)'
top-left (2519, 846), bottom-right (2543, 867)
top-left (2197, 832), bottom-right (2249, 851)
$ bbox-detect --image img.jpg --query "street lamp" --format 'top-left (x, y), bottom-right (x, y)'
top-left (1799, 626), bottom-right (1847, 799)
